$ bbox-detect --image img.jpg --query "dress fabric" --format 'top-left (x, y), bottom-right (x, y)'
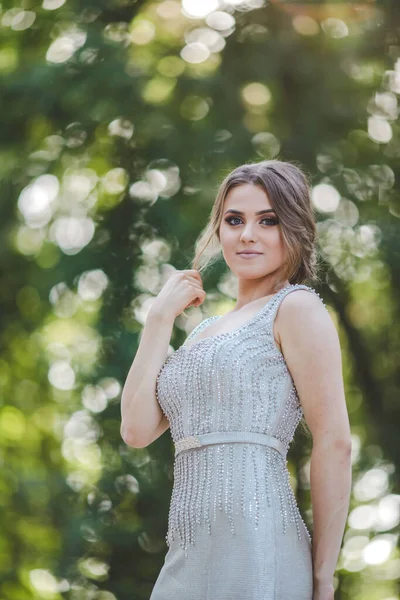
top-left (150, 283), bottom-right (326, 600)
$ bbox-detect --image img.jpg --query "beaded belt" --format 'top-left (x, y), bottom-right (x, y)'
top-left (174, 431), bottom-right (287, 458)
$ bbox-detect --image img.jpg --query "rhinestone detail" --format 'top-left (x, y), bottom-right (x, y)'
top-left (155, 283), bottom-right (326, 555)
top-left (175, 435), bottom-right (202, 455)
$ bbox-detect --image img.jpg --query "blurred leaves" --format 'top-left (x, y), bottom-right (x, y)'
top-left (1, 0), bottom-right (400, 599)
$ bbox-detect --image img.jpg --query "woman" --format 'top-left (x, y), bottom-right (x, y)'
top-left (121, 159), bottom-right (352, 600)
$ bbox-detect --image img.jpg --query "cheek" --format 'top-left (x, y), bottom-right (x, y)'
top-left (258, 227), bottom-right (282, 249)
top-left (276, 232), bottom-right (288, 259)
top-left (265, 230), bottom-right (287, 261)
top-left (219, 224), bottom-right (235, 245)
top-left (272, 227), bottom-right (285, 247)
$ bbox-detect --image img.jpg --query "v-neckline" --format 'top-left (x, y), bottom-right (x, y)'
top-left (180, 283), bottom-right (293, 352)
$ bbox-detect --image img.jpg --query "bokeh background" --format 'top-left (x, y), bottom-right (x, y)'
top-left (1, 0), bottom-right (400, 598)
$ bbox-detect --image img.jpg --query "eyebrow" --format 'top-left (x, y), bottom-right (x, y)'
top-left (224, 209), bottom-right (276, 215)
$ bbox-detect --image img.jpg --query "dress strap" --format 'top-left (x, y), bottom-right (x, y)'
top-left (262, 284), bottom-right (328, 352)
top-left (268, 283), bottom-right (328, 322)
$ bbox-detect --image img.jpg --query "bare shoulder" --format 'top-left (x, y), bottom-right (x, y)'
top-left (274, 288), bottom-right (335, 349)
top-left (274, 288), bottom-right (350, 446)
top-left (278, 287), bottom-right (331, 321)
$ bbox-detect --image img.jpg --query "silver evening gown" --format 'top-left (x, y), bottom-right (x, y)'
top-left (150, 283), bottom-right (327, 600)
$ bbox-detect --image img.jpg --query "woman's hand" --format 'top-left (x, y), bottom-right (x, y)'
top-left (313, 581), bottom-right (335, 600)
top-left (149, 269), bottom-right (207, 322)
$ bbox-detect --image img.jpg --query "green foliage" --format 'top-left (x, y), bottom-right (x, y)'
top-left (1, 1), bottom-right (400, 598)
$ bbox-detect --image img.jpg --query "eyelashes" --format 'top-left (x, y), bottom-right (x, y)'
top-left (224, 216), bottom-right (279, 227)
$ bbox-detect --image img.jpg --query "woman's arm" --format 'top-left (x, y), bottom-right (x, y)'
top-left (276, 290), bottom-right (352, 595)
top-left (309, 432), bottom-right (351, 592)
top-left (121, 269), bottom-right (207, 448)
top-left (120, 309), bottom-right (174, 448)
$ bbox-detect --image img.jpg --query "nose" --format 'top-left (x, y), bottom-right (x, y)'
top-left (240, 223), bottom-right (257, 242)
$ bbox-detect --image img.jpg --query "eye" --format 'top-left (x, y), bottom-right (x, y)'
top-left (261, 217), bottom-right (279, 225)
top-left (225, 216), bottom-right (242, 225)
top-left (224, 216), bottom-right (279, 226)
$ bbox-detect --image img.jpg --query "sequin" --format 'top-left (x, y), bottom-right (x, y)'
top-left (156, 283), bottom-right (326, 555)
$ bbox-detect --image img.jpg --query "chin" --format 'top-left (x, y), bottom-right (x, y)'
top-left (236, 269), bottom-right (269, 279)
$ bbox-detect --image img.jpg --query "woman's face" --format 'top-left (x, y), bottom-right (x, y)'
top-left (218, 183), bottom-right (288, 280)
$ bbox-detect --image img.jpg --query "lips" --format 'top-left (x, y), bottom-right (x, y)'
top-left (237, 252), bottom-right (262, 255)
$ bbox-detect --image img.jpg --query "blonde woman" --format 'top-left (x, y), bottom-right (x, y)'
top-left (121, 159), bottom-right (352, 600)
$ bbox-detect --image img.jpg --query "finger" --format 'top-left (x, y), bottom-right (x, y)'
top-left (182, 269), bottom-right (202, 284)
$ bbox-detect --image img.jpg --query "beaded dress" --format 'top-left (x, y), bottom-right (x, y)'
top-left (150, 283), bottom-right (326, 600)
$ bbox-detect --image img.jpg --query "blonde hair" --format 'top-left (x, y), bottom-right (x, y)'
top-left (192, 158), bottom-right (320, 287)
top-left (190, 158), bottom-right (323, 440)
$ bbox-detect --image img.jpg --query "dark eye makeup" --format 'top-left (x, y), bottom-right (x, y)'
top-left (224, 216), bottom-right (279, 226)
